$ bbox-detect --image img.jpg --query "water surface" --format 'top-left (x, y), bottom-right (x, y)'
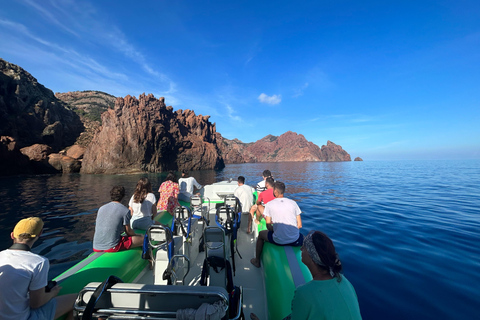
top-left (1, 160), bottom-right (479, 319)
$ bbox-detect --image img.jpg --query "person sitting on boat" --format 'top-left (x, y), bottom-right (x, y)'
top-left (251, 230), bottom-right (362, 320)
top-left (178, 169), bottom-right (202, 203)
top-left (249, 177), bottom-right (275, 231)
top-left (250, 181), bottom-right (303, 268)
top-left (234, 176), bottom-right (254, 227)
top-left (0, 217), bottom-right (77, 320)
top-left (93, 186), bottom-right (144, 252)
top-left (256, 169), bottom-right (272, 192)
top-left (157, 171), bottom-right (180, 215)
top-left (129, 177), bottom-right (161, 230)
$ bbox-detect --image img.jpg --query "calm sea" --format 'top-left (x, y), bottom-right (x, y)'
top-left (0, 160), bottom-right (479, 320)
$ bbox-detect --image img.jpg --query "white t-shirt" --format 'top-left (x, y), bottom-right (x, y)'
top-left (178, 177), bottom-right (202, 198)
top-left (234, 184), bottom-right (254, 213)
top-left (129, 193), bottom-right (156, 221)
top-left (0, 249), bottom-right (49, 320)
top-left (264, 197), bottom-right (302, 244)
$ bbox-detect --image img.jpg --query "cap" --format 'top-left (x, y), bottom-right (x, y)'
top-left (13, 217), bottom-right (44, 239)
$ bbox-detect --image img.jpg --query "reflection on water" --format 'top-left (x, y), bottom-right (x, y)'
top-left (1, 160), bottom-right (479, 320)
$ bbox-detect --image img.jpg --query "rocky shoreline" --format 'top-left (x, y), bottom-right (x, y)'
top-left (1, 58), bottom-right (359, 176)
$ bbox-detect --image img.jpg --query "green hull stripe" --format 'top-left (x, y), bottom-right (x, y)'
top-left (262, 242), bottom-right (312, 320)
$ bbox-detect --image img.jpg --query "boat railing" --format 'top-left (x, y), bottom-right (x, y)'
top-left (74, 283), bottom-right (231, 319)
top-left (167, 254), bottom-right (190, 285)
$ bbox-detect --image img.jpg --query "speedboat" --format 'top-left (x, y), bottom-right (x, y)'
top-left (54, 180), bottom-right (311, 319)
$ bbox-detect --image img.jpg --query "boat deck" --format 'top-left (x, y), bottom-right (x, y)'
top-left (134, 210), bottom-right (267, 319)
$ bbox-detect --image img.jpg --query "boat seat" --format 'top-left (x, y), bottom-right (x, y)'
top-left (146, 225), bottom-right (173, 285)
top-left (74, 282), bottom-right (233, 319)
top-left (202, 226), bottom-right (230, 289)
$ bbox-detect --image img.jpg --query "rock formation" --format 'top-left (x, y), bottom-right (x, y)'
top-left (320, 140), bottom-right (351, 161)
top-left (81, 94), bottom-right (224, 174)
top-left (0, 58), bottom-right (84, 151)
top-left (55, 91), bottom-right (116, 147)
top-left (216, 131), bottom-right (351, 163)
top-left (354, 157), bottom-right (363, 161)
top-left (0, 136), bottom-right (32, 175)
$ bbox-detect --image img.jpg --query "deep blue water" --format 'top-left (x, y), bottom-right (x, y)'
top-left (0, 160), bottom-right (479, 320)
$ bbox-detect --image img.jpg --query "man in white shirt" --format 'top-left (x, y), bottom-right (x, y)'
top-left (234, 175), bottom-right (254, 216)
top-left (0, 217), bottom-right (76, 320)
top-left (178, 169), bottom-right (202, 202)
top-left (250, 182), bottom-right (303, 268)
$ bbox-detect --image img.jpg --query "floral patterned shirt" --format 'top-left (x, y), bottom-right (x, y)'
top-left (157, 180), bottom-right (180, 214)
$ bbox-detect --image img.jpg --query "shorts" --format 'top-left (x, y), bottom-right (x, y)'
top-left (267, 231), bottom-right (304, 247)
top-left (93, 236), bottom-right (133, 252)
top-left (28, 298), bottom-right (57, 320)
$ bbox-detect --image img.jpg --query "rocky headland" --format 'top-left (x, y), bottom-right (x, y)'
top-left (1, 58), bottom-right (354, 176)
top-left (81, 94), bottom-right (223, 174)
top-left (216, 131), bottom-right (351, 163)
top-left (0, 58), bottom-right (84, 175)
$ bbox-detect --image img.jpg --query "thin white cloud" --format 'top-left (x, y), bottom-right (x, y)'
top-left (258, 93), bottom-right (281, 105)
top-left (15, 0), bottom-right (176, 96)
top-left (20, 0), bottom-right (79, 37)
top-left (293, 82), bottom-right (309, 97)
top-left (226, 105), bottom-right (242, 122)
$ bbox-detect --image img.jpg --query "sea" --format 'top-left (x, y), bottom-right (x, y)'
top-left (0, 160), bottom-right (479, 320)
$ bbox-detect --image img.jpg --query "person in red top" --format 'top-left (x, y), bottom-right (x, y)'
top-left (248, 177), bottom-right (275, 232)
top-left (157, 171), bottom-right (180, 215)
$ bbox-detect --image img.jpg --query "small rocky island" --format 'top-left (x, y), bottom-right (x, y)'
top-left (354, 157), bottom-right (363, 161)
top-left (0, 58), bottom-right (353, 176)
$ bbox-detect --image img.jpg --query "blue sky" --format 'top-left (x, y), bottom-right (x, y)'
top-left (1, 0), bottom-right (479, 160)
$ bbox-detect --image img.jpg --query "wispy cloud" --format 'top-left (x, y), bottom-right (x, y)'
top-left (14, 0), bottom-right (176, 96)
top-left (20, 0), bottom-right (80, 37)
top-left (293, 82), bottom-right (309, 97)
top-left (258, 93), bottom-right (281, 105)
top-left (226, 105), bottom-right (242, 122)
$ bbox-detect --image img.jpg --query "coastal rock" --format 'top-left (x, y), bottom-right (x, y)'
top-left (0, 136), bottom-right (32, 175)
top-left (20, 144), bottom-right (52, 161)
top-left (81, 94), bottom-right (224, 174)
top-left (48, 154), bottom-right (82, 173)
top-left (354, 157), bottom-right (363, 161)
top-left (216, 131), bottom-right (351, 163)
top-left (0, 58), bottom-right (84, 151)
top-left (321, 140), bottom-right (351, 161)
top-left (56, 91), bottom-right (116, 147)
top-left (215, 134), bottom-right (256, 163)
top-left (66, 145), bottom-right (86, 159)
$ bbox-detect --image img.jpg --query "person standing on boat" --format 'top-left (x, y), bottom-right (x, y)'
top-left (0, 217), bottom-right (77, 320)
top-left (234, 176), bottom-right (254, 227)
top-left (178, 169), bottom-right (202, 203)
top-left (251, 231), bottom-right (362, 320)
top-left (93, 186), bottom-right (144, 252)
top-left (157, 171), bottom-right (180, 215)
top-left (129, 177), bottom-right (160, 230)
top-left (249, 177), bottom-right (275, 231)
top-left (256, 169), bottom-right (272, 192)
top-left (251, 181), bottom-right (303, 268)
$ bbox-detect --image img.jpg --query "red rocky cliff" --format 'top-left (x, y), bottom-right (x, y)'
top-left (81, 94), bottom-right (224, 174)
